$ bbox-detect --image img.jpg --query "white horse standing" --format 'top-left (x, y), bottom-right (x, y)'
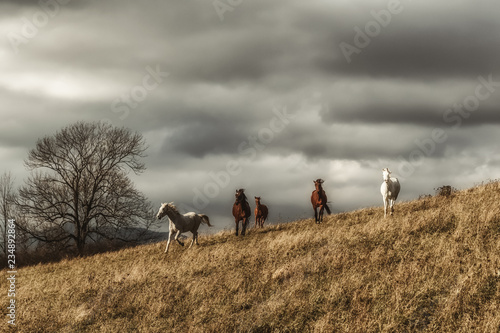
top-left (380, 168), bottom-right (401, 218)
top-left (156, 202), bottom-right (212, 253)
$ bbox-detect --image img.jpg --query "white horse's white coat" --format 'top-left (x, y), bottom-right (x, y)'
top-left (380, 168), bottom-right (401, 218)
top-left (156, 202), bottom-right (211, 253)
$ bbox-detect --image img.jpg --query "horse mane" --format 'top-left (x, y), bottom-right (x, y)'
top-left (166, 202), bottom-right (180, 215)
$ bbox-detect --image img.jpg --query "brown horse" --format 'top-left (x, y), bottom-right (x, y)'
top-left (232, 189), bottom-right (251, 236)
top-left (254, 196), bottom-right (268, 228)
top-left (311, 179), bottom-right (331, 223)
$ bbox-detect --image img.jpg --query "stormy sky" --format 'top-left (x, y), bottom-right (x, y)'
top-left (2, 0), bottom-right (500, 232)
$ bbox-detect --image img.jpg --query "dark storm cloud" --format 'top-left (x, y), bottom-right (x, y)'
top-left (327, 25), bottom-right (500, 79)
top-left (148, 1), bottom-right (500, 85)
top-left (2, 0), bottom-right (40, 5)
top-left (266, 123), bottom-right (425, 161)
top-left (327, 2), bottom-right (500, 79)
top-left (320, 97), bottom-right (500, 127)
top-left (1, 0), bottom-right (88, 13)
top-left (322, 102), bottom-right (443, 126)
top-left (165, 120), bottom-right (247, 158)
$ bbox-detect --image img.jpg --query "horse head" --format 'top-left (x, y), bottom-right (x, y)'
top-left (382, 168), bottom-right (391, 183)
top-left (314, 179), bottom-right (324, 191)
top-left (156, 202), bottom-right (177, 220)
top-left (235, 189), bottom-right (247, 203)
top-left (156, 203), bottom-right (168, 220)
top-left (255, 196), bottom-right (261, 204)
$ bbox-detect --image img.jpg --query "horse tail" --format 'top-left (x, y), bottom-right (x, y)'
top-left (325, 204), bottom-right (332, 215)
top-left (200, 214), bottom-right (212, 227)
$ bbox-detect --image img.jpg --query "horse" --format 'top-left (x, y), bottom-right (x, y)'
top-left (380, 168), bottom-right (401, 218)
top-left (254, 196), bottom-right (269, 228)
top-left (311, 179), bottom-right (331, 223)
top-left (232, 189), bottom-right (251, 236)
top-left (156, 202), bottom-right (212, 253)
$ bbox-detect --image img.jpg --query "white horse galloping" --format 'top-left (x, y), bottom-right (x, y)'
top-left (156, 202), bottom-right (212, 253)
top-left (380, 168), bottom-right (401, 218)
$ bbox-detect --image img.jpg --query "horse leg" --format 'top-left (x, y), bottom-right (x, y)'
top-left (314, 207), bottom-right (318, 223)
top-left (164, 232), bottom-right (175, 253)
top-left (175, 230), bottom-right (184, 246)
top-left (242, 217), bottom-right (247, 236)
top-left (235, 219), bottom-right (239, 236)
top-left (319, 205), bottom-right (324, 223)
top-left (164, 238), bottom-right (170, 253)
top-left (390, 199), bottom-right (395, 216)
top-left (189, 232), bottom-right (197, 249)
top-left (383, 197), bottom-right (388, 218)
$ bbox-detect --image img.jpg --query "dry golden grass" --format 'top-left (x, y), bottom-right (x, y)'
top-left (2, 181), bottom-right (500, 332)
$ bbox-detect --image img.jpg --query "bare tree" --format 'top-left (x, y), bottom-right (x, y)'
top-left (0, 171), bottom-right (16, 256)
top-left (17, 122), bottom-right (157, 255)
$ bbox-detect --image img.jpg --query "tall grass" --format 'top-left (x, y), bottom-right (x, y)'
top-left (2, 181), bottom-right (500, 332)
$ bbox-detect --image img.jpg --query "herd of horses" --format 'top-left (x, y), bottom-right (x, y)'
top-left (156, 168), bottom-right (401, 253)
top-left (232, 189), bottom-right (270, 236)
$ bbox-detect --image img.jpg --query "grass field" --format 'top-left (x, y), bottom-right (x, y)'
top-left (2, 181), bottom-right (500, 332)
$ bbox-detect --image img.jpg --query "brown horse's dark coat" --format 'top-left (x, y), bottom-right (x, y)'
top-left (232, 189), bottom-right (251, 236)
top-left (311, 179), bottom-right (331, 223)
top-left (254, 196), bottom-right (268, 228)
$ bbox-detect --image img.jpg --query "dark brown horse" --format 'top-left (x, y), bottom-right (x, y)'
top-left (311, 179), bottom-right (331, 223)
top-left (254, 196), bottom-right (268, 228)
top-left (232, 189), bottom-right (251, 236)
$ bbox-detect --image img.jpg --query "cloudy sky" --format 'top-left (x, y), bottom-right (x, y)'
top-left (2, 0), bottom-right (500, 232)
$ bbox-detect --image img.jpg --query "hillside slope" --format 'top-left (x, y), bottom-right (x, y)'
top-left (2, 181), bottom-right (500, 332)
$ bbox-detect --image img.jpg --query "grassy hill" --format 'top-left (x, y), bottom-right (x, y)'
top-left (2, 181), bottom-right (500, 332)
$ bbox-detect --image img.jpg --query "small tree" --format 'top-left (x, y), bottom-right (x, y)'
top-left (17, 122), bottom-right (157, 255)
top-left (435, 185), bottom-right (457, 197)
